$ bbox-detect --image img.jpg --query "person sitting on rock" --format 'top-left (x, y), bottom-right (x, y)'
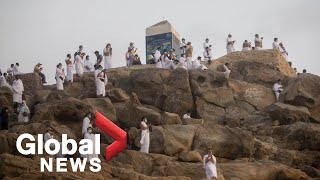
top-left (183, 111), bottom-right (191, 119)
top-left (223, 63), bottom-right (231, 79)
top-left (242, 40), bottom-right (251, 51)
top-left (203, 148), bottom-right (218, 180)
top-left (273, 79), bottom-right (283, 101)
top-left (132, 54), bottom-right (142, 65)
top-left (272, 38), bottom-right (279, 50)
top-left (0, 72), bottom-right (12, 91)
top-left (34, 63), bottom-right (47, 84)
top-left (140, 117), bottom-right (150, 153)
top-left (18, 100), bottom-right (30, 123)
top-left (192, 56), bottom-right (208, 70)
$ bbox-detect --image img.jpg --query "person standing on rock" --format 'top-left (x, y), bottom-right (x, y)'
top-left (44, 127), bottom-right (55, 149)
top-left (65, 54), bottom-right (74, 82)
top-left (12, 75), bottom-right (24, 113)
top-left (13, 63), bottom-right (21, 75)
top-left (94, 51), bottom-right (104, 69)
top-left (203, 47), bottom-right (213, 64)
top-left (226, 34), bottom-right (235, 53)
top-left (82, 125), bottom-right (98, 160)
top-left (242, 40), bottom-right (251, 51)
top-left (254, 34), bottom-right (263, 50)
top-left (180, 38), bottom-right (187, 54)
top-left (223, 63), bottom-right (231, 79)
top-left (82, 112), bottom-right (93, 136)
top-left (55, 63), bottom-right (65, 91)
top-left (94, 65), bottom-right (105, 97)
top-left (103, 43), bottom-right (113, 69)
top-left (18, 100), bottom-right (30, 123)
top-left (7, 64), bottom-right (14, 76)
top-left (273, 79), bottom-right (283, 101)
top-left (185, 42), bottom-right (193, 70)
top-left (203, 148), bottom-right (218, 180)
top-left (140, 117), bottom-right (150, 153)
top-left (75, 52), bottom-right (85, 76)
top-left (203, 38), bottom-right (212, 51)
top-left (84, 55), bottom-right (94, 72)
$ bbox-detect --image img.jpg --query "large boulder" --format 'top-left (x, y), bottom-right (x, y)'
top-left (193, 124), bottom-right (255, 159)
top-left (265, 102), bottom-right (311, 125)
top-left (82, 97), bottom-right (117, 123)
top-left (207, 49), bottom-right (296, 87)
top-left (131, 68), bottom-right (193, 116)
top-left (282, 73), bottom-right (320, 123)
top-left (0, 87), bottom-right (13, 110)
top-left (7, 73), bottom-right (42, 95)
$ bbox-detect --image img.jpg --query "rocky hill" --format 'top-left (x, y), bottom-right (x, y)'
top-left (0, 49), bottom-right (320, 180)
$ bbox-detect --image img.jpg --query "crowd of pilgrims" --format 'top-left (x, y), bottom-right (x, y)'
top-left (0, 34), bottom-right (310, 180)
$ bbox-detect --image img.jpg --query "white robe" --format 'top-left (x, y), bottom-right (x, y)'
top-left (75, 55), bottom-right (84, 75)
top-left (203, 154), bottom-right (217, 179)
top-left (183, 114), bottom-right (191, 119)
top-left (273, 83), bottom-right (283, 100)
top-left (104, 56), bottom-right (112, 69)
top-left (272, 41), bottom-right (279, 50)
top-left (175, 57), bottom-right (187, 70)
top-left (156, 59), bottom-right (163, 68)
top-left (12, 79), bottom-right (24, 103)
top-left (180, 42), bottom-right (186, 54)
top-left (226, 37), bottom-right (235, 54)
top-left (242, 47), bottom-right (251, 51)
top-left (154, 50), bottom-right (161, 62)
top-left (163, 57), bottom-right (174, 69)
top-left (82, 132), bottom-right (98, 160)
top-left (18, 104), bottom-right (30, 123)
top-left (94, 69), bottom-right (105, 96)
top-left (203, 51), bottom-right (212, 62)
top-left (192, 59), bottom-right (207, 70)
top-left (84, 60), bottom-right (94, 72)
top-left (223, 65), bottom-right (231, 79)
top-left (55, 67), bottom-right (64, 90)
top-left (255, 37), bottom-right (263, 50)
top-left (140, 121), bottom-right (150, 153)
top-left (203, 42), bottom-right (211, 50)
top-left (186, 57), bottom-right (193, 70)
top-left (7, 67), bottom-right (13, 76)
top-left (279, 46), bottom-right (289, 61)
top-left (65, 58), bottom-right (74, 82)
top-left (0, 76), bottom-right (12, 91)
top-left (82, 117), bottom-right (91, 135)
top-left (12, 65), bottom-right (21, 75)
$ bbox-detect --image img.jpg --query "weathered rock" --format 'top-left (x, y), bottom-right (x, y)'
top-left (282, 73), bottom-right (320, 123)
top-left (193, 124), bottom-right (255, 159)
top-left (82, 97), bottom-right (117, 123)
top-left (0, 87), bottom-right (13, 110)
top-left (196, 97), bottom-right (225, 121)
top-left (272, 122), bottom-right (320, 151)
top-left (298, 165), bottom-right (320, 178)
top-left (265, 102), bottom-right (311, 125)
top-left (106, 88), bottom-right (129, 102)
top-left (178, 150), bottom-right (202, 162)
top-left (207, 49), bottom-right (296, 87)
top-left (131, 68), bottom-right (193, 116)
top-left (0, 133), bottom-right (18, 155)
top-left (161, 112), bottom-right (182, 125)
top-left (182, 118), bottom-right (203, 125)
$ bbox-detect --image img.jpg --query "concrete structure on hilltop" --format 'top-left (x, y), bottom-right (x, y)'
top-left (145, 20), bottom-right (181, 64)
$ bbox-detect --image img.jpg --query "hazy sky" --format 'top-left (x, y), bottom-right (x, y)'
top-left (1, 0), bottom-right (319, 84)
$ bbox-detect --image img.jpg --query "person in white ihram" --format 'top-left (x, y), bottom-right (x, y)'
top-left (223, 63), bottom-right (231, 79)
top-left (84, 55), bottom-right (94, 72)
top-left (272, 38), bottom-right (280, 50)
top-left (193, 56), bottom-right (207, 70)
top-left (75, 52), bottom-right (85, 76)
top-left (242, 40), bottom-right (251, 51)
top-left (82, 112), bottom-right (92, 136)
top-left (203, 148), bottom-right (218, 180)
top-left (0, 72), bottom-right (12, 91)
top-left (7, 64), bottom-right (14, 76)
top-left (180, 38), bottom-right (186, 54)
top-left (44, 127), bottom-right (55, 149)
top-left (55, 63), bottom-right (65, 90)
top-left (273, 79), bottom-right (283, 101)
top-left (226, 34), bottom-right (235, 54)
top-left (185, 42), bottom-right (193, 70)
top-left (203, 38), bottom-right (212, 51)
top-left (203, 47), bottom-right (213, 64)
top-left (254, 34), bottom-right (263, 50)
top-left (12, 63), bottom-right (21, 75)
top-left (103, 43), bottom-right (113, 69)
top-left (82, 125), bottom-right (98, 160)
top-left (65, 54), bottom-right (74, 82)
top-left (12, 75), bottom-right (24, 107)
top-left (18, 100), bottom-right (30, 123)
top-left (140, 117), bottom-right (150, 153)
top-left (175, 53), bottom-right (187, 70)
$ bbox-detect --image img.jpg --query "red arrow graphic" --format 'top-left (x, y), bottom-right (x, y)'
top-left (95, 111), bottom-right (127, 161)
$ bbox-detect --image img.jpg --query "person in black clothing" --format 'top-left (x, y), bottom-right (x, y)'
top-left (0, 107), bottom-right (9, 130)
